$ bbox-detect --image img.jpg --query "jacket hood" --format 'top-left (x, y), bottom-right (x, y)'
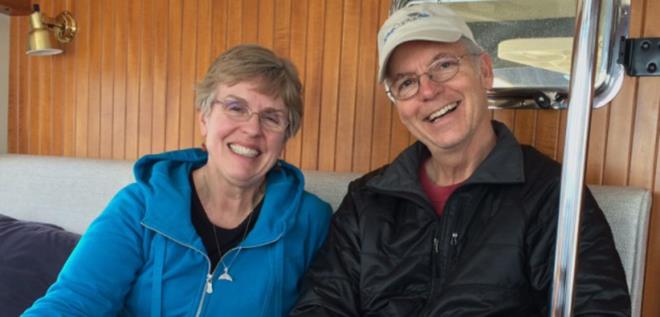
top-left (133, 148), bottom-right (306, 248)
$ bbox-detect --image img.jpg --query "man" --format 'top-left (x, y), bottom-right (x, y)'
top-left (290, 3), bottom-right (630, 317)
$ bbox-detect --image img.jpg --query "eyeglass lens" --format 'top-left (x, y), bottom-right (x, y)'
top-left (218, 99), bottom-right (288, 132)
top-left (390, 55), bottom-right (463, 101)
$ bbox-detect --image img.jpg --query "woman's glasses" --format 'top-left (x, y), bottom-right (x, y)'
top-left (213, 99), bottom-right (289, 133)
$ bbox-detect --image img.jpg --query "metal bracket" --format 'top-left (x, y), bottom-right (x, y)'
top-left (619, 37), bottom-right (660, 76)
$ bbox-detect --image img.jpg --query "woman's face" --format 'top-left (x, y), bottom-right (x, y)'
top-left (199, 79), bottom-right (288, 189)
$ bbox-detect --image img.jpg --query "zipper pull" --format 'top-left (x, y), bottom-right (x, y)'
top-left (433, 237), bottom-right (440, 253)
top-left (205, 273), bottom-right (214, 294)
top-left (450, 232), bottom-right (459, 246)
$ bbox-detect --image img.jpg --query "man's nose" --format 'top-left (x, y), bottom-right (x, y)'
top-left (418, 74), bottom-right (443, 99)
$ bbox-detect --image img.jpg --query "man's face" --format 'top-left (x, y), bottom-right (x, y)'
top-left (386, 40), bottom-right (494, 154)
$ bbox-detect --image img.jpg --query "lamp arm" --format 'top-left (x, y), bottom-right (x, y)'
top-left (41, 11), bottom-right (77, 43)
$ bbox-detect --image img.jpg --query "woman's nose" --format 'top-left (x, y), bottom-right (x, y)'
top-left (242, 113), bottom-right (263, 135)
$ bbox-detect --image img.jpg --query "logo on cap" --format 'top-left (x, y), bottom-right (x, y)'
top-left (382, 11), bottom-right (431, 45)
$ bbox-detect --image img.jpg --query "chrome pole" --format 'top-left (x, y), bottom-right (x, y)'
top-left (550, 0), bottom-right (602, 316)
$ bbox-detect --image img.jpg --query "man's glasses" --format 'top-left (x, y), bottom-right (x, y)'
top-left (213, 99), bottom-right (289, 133)
top-left (385, 54), bottom-right (477, 101)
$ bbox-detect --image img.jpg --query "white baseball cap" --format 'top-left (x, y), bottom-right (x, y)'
top-left (377, 3), bottom-right (476, 82)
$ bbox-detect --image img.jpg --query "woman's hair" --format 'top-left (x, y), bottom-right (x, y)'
top-left (195, 44), bottom-right (303, 139)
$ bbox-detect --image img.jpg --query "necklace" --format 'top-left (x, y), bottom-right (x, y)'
top-left (210, 210), bottom-right (254, 283)
top-left (201, 169), bottom-right (264, 283)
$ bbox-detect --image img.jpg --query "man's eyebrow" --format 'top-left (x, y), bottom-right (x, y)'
top-left (390, 52), bottom-right (461, 78)
top-left (429, 52), bottom-right (461, 63)
top-left (390, 71), bottom-right (414, 80)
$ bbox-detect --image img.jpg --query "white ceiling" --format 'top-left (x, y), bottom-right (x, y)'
top-left (448, 0), bottom-right (577, 22)
top-left (394, 0), bottom-right (577, 22)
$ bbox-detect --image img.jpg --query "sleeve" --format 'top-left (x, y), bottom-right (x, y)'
top-left (526, 185), bottom-right (630, 316)
top-left (572, 188), bottom-right (631, 316)
top-left (302, 199), bottom-right (333, 270)
top-left (289, 189), bottom-right (362, 317)
top-left (22, 184), bottom-right (147, 316)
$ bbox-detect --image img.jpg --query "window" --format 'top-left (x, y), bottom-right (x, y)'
top-left (392, 0), bottom-right (630, 109)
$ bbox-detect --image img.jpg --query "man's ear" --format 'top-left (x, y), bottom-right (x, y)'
top-left (478, 53), bottom-right (494, 89)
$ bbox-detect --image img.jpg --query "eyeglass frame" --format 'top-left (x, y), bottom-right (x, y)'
top-left (384, 53), bottom-right (480, 102)
top-left (211, 98), bottom-right (290, 133)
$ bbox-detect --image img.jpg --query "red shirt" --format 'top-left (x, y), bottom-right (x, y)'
top-left (419, 163), bottom-right (461, 218)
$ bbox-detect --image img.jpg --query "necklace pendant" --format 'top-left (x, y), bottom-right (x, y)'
top-left (219, 267), bottom-right (233, 282)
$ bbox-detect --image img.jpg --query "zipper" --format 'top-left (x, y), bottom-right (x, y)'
top-left (438, 189), bottom-right (463, 284)
top-left (450, 232), bottom-right (458, 246)
top-left (448, 232), bottom-right (460, 264)
top-left (142, 221), bottom-right (285, 316)
top-left (432, 235), bottom-right (441, 280)
top-left (141, 223), bottom-right (215, 317)
top-left (205, 273), bottom-right (214, 294)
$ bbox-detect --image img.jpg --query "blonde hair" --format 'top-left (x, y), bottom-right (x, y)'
top-left (195, 44), bottom-right (303, 138)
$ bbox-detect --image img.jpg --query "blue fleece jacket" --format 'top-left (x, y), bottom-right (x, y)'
top-left (23, 149), bottom-right (332, 316)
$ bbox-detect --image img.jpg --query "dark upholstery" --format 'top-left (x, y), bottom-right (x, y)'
top-left (0, 214), bottom-right (80, 316)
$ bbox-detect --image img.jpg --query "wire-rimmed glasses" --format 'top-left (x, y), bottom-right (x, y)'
top-left (213, 99), bottom-right (289, 133)
top-left (385, 54), bottom-right (476, 102)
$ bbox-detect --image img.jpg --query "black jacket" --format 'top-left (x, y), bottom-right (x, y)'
top-left (291, 122), bottom-right (630, 316)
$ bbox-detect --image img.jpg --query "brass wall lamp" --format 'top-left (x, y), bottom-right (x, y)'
top-left (26, 4), bottom-right (77, 56)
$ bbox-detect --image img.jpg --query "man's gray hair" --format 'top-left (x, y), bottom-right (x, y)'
top-left (460, 37), bottom-right (484, 55)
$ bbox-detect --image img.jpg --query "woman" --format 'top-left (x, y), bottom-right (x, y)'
top-left (24, 44), bottom-right (332, 316)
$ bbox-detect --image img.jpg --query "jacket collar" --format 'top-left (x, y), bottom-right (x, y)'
top-left (467, 121), bottom-right (525, 185)
top-left (368, 121), bottom-right (525, 195)
top-left (138, 149), bottom-right (303, 250)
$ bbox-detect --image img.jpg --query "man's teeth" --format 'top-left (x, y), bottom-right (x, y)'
top-left (229, 144), bottom-right (259, 157)
top-left (428, 102), bottom-right (458, 121)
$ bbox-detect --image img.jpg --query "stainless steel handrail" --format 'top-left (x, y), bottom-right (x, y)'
top-left (550, 0), bottom-right (602, 315)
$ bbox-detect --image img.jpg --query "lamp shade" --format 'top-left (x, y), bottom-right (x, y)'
top-left (25, 10), bottom-right (63, 56)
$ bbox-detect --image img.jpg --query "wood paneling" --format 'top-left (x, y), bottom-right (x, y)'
top-left (317, 0), bottom-right (342, 171)
top-left (636, 1), bottom-right (660, 315)
top-left (0, 0), bottom-right (31, 16)
top-left (7, 0), bottom-right (660, 315)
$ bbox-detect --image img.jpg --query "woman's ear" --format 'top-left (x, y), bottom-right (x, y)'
top-left (198, 111), bottom-right (208, 139)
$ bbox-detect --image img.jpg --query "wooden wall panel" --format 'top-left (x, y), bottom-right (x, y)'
top-left (192, 0), bottom-right (210, 150)
top-left (163, 0), bottom-right (179, 153)
top-left (352, 0), bottom-right (379, 173)
top-left (370, 1), bottom-right (396, 170)
top-left (86, 0), bottom-right (101, 158)
top-left (300, 0), bottom-right (324, 170)
top-left (284, 0), bottom-right (306, 166)
top-left (111, 0), bottom-right (127, 159)
top-left (604, 75), bottom-right (637, 186)
top-left (273, 0), bottom-right (292, 159)
top-left (150, 0), bottom-right (169, 155)
top-left (7, 0), bottom-right (660, 315)
top-left (317, 0), bottom-right (342, 171)
top-left (334, 0), bottom-right (359, 172)
top-left (585, 106), bottom-right (608, 185)
top-left (124, 0), bottom-right (140, 159)
top-left (176, 0), bottom-right (194, 151)
top-left (637, 1), bottom-right (660, 315)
